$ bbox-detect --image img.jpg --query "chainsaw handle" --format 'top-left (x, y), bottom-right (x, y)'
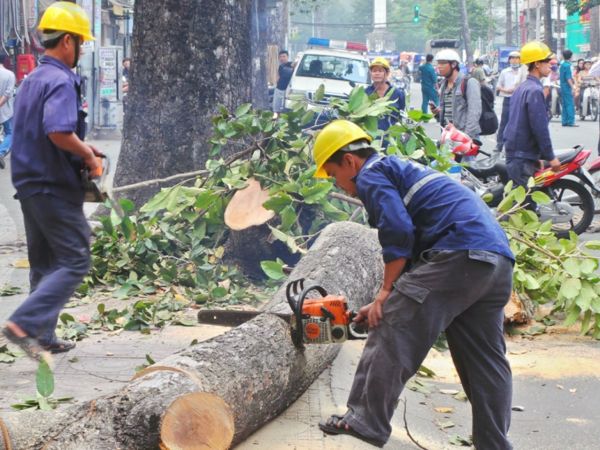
top-left (348, 321), bottom-right (368, 340)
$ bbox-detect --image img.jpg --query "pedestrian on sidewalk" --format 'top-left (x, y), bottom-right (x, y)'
top-left (418, 54), bottom-right (438, 114)
top-left (2, 2), bottom-right (102, 359)
top-left (272, 50), bottom-right (293, 114)
top-left (504, 41), bottom-right (561, 210)
top-left (495, 51), bottom-right (522, 153)
top-left (0, 53), bottom-right (16, 169)
top-left (559, 49), bottom-right (577, 127)
top-left (312, 119), bottom-right (515, 450)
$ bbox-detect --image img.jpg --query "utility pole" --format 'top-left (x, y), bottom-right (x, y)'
top-left (543, 0), bottom-right (552, 48)
top-left (506, 0), bottom-right (513, 46)
top-left (556, 0), bottom-right (562, 55)
top-left (458, 0), bottom-right (472, 65)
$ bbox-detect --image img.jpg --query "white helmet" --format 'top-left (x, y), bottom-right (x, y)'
top-left (435, 49), bottom-right (461, 64)
top-left (509, 51), bottom-right (520, 58)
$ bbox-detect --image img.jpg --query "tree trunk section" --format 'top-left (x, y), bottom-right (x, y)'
top-left (250, 0), bottom-right (269, 109)
top-left (459, 0), bottom-right (472, 65)
top-left (0, 222), bottom-right (383, 449)
top-left (115, 0), bottom-right (254, 207)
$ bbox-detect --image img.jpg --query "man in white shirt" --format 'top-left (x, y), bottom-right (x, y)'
top-left (495, 51), bottom-right (523, 153)
top-left (0, 54), bottom-right (15, 169)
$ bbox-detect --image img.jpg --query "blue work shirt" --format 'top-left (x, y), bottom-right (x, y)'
top-left (11, 56), bottom-right (86, 205)
top-left (503, 75), bottom-right (555, 162)
top-left (418, 63), bottom-right (437, 91)
top-left (559, 61), bottom-right (573, 92)
top-left (365, 82), bottom-right (405, 131)
top-left (355, 154), bottom-right (514, 264)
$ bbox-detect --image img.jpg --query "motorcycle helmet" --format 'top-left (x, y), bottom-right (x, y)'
top-left (435, 49), bottom-right (461, 64)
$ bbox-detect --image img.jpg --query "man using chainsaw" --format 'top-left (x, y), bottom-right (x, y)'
top-left (313, 120), bottom-right (514, 449)
top-left (2, 2), bottom-right (102, 359)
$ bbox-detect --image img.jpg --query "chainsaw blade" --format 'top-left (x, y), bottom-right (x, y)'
top-left (83, 156), bottom-right (110, 203)
top-left (197, 309), bottom-right (292, 327)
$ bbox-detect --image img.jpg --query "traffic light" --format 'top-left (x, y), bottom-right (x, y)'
top-left (413, 5), bottom-right (420, 23)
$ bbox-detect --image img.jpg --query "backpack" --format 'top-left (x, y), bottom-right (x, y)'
top-left (460, 77), bottom-right (498, 136)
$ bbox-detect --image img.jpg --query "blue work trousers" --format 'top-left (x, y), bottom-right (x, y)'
top-left (561, 87), bottom-right (575, 126)
top-left (9, 194), bottom-right (90, 343)
top-left (344, 250), bottom-right (514, 449)
top-left (421, 86), bottom-right (439, 114)
top-left (0, 118), bottom-right (12, 157)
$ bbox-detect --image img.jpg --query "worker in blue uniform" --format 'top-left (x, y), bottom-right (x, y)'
top-left (2, 2), bottom-right (102, 360)
top-left (312, 119), bottom-right (515, 449)
top-left (504, 41), bottom-right (561, 209)
top-left (365, 57), bottom-right (405, 133)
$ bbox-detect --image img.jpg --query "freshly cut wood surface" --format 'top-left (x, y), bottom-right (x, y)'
top-left (224, 178), bottom-right (274, 230)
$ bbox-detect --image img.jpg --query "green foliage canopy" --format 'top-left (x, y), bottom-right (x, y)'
top-left (426, 0), bottom-right (493, 43)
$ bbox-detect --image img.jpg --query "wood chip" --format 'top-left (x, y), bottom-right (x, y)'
top-left (434, 406), bottom-right (454, 414)
top-left (439, 388), bottom-right (460, 395)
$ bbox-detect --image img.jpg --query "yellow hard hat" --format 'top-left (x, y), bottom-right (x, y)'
top-left (312, 120), bottom-right (372, 178)
top-left (38, 1), bottom-right (94, 42)
top-left (520, 41), bottom-right (554, 65)
top-left (369, 57), bottom-right (391, 71)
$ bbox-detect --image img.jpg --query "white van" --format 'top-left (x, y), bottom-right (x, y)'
top-left (285, 48), bottom-right (371, 109)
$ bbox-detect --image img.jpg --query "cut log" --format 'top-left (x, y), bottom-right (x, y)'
top-left (0, 222), bottom-right (383, 449)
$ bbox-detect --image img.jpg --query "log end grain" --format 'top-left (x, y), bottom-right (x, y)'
top-left (160, 392), bottom-right (234, 450)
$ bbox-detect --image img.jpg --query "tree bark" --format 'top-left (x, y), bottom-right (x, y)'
top-left (114, 0), bottom-right (254, 207)
top-left (506, 0), bottom-right (513, 46)
top-left (0, 222), bottom-right (384, 449)
top-left (250, 0), bottom-right (270, 109)
top-left (458, 0), bottom-right (473, 65)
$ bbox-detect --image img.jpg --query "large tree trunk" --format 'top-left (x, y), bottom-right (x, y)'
top-left (506, 0), bottom-right (513, 46)
top-left (250, 0), bottom-right (270, 109)
top-left (0, 222), bottom-right (384, 449)
top-left (114, 0), bottom-right (254, 207)
top-left (458, 0), bottom-right (472, 65)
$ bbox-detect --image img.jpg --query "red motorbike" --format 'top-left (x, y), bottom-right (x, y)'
top-left (440, 124), bottom-right (596, 237)
top-left (588, 157), bottom-right (600, 215)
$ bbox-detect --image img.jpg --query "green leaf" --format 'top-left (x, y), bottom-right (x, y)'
top-left (211, 287), bottom-right (228, 299)
top-left (584, 240), bottom-right (600, 250)
top-left (408, 109), bottom-right (425, 121)
top-left (313, 84), bottom-right (325, 103)
top-left (531, 191), bottom-right (551, 205)
top-left (263, 193), bottom-right (294, 213)
top-left (563, 258), bottom-right (580, 277)
top-left (279, 205), bottom-right (297, 231)
top-left (580, 258), bottom-right (598, 275)
top-left (564, 305), bottom-right (581, 327)
top-left (235, 103), bottom-right (251, 117)
top-left (36, 360), bottom-right (54, 398)
top-left (558, 278), bottom-right (581, 300)
top-left (575, 281), bottom-right (596, 311)
top-left (260, 259), bottom-right (286, 280)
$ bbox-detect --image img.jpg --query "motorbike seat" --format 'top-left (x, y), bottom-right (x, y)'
top-left (543, 147), bottom-right (582, 167)
top-left (466, 161), bottom-right (509, 184)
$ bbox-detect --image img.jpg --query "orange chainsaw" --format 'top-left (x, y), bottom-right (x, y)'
top-left (197, 279), bottom-right (368, 348)
top-left (82, 155), bottom-right (110, 202)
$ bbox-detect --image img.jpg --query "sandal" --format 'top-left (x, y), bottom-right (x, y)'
top-left (39, 338), bottom-right (76, 354)
top-left (318, 414), bottom-right (385, 448)
top-left (2, 326), bottom-right (50, 362)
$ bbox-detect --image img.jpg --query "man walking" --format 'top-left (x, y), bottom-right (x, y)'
top-left (272, 50), bottom-right (293, 114)
top-left (504, 41), bottom-right (560, 207)
top-left (2, 2), bottom-right (102, 359)
top-left (495, 51), bottom-right (522, 153)
top-left (312, 119), bottom-right (514, 449)
top-left (418, 54), bottom-right (438, 114)
top-left (559, 49), bottom-right (577, 127)
top-left (0, 54), bottom-right (15, 169)
top-left (431, 49), bottom-right (482, 140)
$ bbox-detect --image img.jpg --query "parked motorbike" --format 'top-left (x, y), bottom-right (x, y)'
top-left (578, 80), bottom-right (599, 121)
top-left (440, 124), bottom-right (596, 237)
top-left (588, 157), bottom-right (600, 215)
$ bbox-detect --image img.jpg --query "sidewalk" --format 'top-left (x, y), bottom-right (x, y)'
top-left (1, 138), bottom-right (600, 449)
